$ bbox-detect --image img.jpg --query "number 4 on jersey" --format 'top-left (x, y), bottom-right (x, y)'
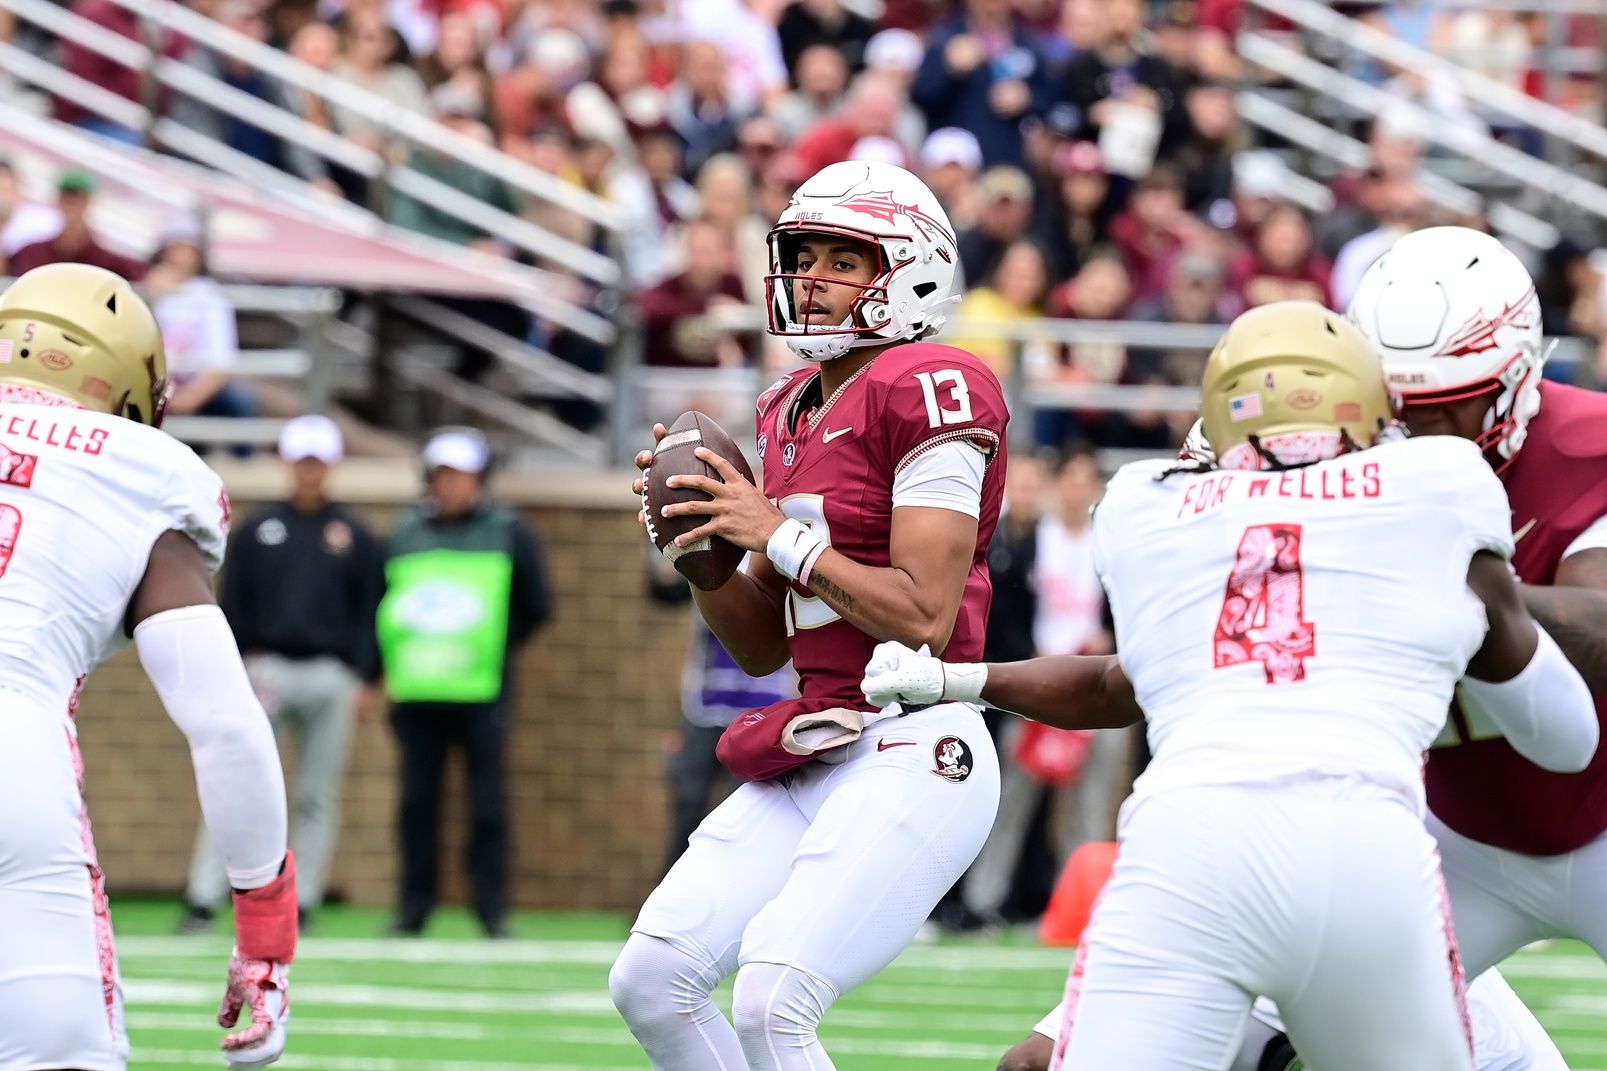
top-left (1213, 523), bottom-right (1316, 685)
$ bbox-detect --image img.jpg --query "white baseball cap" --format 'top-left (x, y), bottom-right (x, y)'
top-left (864, 28), bottom-right (922, 73)
top-left (277, 413), bottom-right (343, 464)
top-left (920, 127), bottom-right (983, 173)
top-left (422, 428), bottom-right (490, 475)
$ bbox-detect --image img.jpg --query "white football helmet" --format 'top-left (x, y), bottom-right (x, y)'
top-left (765, 160), bottom-right (961, 362)
top-left (1346, 226), bottom-right (1547, 469)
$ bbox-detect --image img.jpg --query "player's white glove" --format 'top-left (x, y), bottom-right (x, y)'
top-left (219, 851), bottom-right (297, 1069)
top-left (860, 641), bottom-right (987, 709)
top-left (219, 955), bottom-right (289, 1069)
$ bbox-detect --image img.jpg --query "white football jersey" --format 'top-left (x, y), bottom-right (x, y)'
top-left (1094, 435), bottom-right (1512, 805)
top-left (0, 402), bottom-right (227, 710)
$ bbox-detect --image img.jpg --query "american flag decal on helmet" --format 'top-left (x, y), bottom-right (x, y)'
top-left (1440, 287), bottom-right (1539, 358)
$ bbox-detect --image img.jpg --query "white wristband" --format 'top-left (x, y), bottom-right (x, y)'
top-left (767, 517), bottom-right (829, 582)
top-left (942, 662), bottom-right (988, 704)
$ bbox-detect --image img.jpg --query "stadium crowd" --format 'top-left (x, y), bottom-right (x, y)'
top-left (5, 0), bottom-right (1607, 453)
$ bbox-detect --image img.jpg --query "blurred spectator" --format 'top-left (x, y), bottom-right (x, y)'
top-left (951, 238), bottom-right (1053, 380)
top-left (276, 22), bottom-right (349, 197)
top-left (181, 415), bottom-right (385, 934)
top-left (965, 446), bottom-right (1116, 922)
top-left (778, 0), bottom-right (875, 76)
top-left (142, 217), bottom-right (251, 423)
top-left (387, 84), bottom-right (519, 250)
top-left (645, 553), bottom-right (795, 874)
top-left (920, 128), bottom-right (985, 230)
top-left (1130, 250), bottom-right (1229, 379)
top-left (1035, 140), bottom-right (1115, 282)
top-left (676, 0), bottom-right (789, 109)
top-left (636, 217), bottom-right (749, 368)
top-left (1227, 203), bottom-right (1333, 312)
top-left (847, 135), bottom-right (910, 169)
top-left (567, 30), bottom-right (667, 157)
top-left (55, 0), bottom-right (187, 144)
top-left (615, 126), bottom-right (700, 288)
top-left (1332, 175), bottom-right (1433, 310)
top-left (175, 0), bottom-right (283, 168)
top-left (956, 165), bottom-right (1035, 287)
top-left (912, 0), bottom-right (1054, 168)
top-left (1175, 81), bottom-right (1242, 215)
top-left (961, 448), bottom-right (1050, 925)
top-left (1439, 8), bottom-right (1531, 91)
top-left (1316, 164), bottom-right (1392, 260)
top-left (861, 28), bottom-right (930, 151)
top-left (1110, 165), bottom-right (1195, 305)
top-left (692, 154), bottom-right (768, 303)
top-left (769, 43), bottom-right (851, 141)
top-left (419, 12), bottom-right (499, 123)
top-left (669, 41), bottom-right (751, 176)
top-left (1536, 240), bottom-right (1603, 341)
top-left (789, 73), bottom-right (912, 178)
top-left (495, 30), bottom-right (590, 158)
top-left (9, 171), bottom-right (144, 281)
top-left (330, 9), bottom-right (430, 155)
top-left (379, 427), bottom-right (553, 938)
top-left (1220, 149), bottom-right (1289, 241)
top-left (1045, 250), bottom-right (1133, 388)
top-left (0, 159), bottom-right (62, 262)
top-left (734, 115), bottom-right (787, 179)
top-left (1059, 0), bottom-right (1190, 176)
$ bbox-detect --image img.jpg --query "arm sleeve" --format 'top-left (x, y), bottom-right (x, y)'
top-left (891, 438), bottom-right (986, 517)
top-left (135, 605), bottom-right (287, 890)
top-left (1456, 622), bottom-right (1599, 773)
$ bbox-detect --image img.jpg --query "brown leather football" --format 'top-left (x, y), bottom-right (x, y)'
top-left (643, 410), bottom-right (755, 591)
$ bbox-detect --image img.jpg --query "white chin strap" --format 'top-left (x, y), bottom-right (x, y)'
top-left (786, 317), bottom-right (865, 363)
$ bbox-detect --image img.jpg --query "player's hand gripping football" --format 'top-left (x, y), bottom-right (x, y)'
top-left (660, 447), bottom-right (787, 554)
top-left (631, 422), bottom-right (668, 525)
top-left (219, 853), bottom-right (298, 1069)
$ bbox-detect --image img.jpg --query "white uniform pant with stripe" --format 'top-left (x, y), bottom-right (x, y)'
top-left (1051, 777), bottom-right (1472, 1071)
top-left (0, 694), bottom-right (126, 1071)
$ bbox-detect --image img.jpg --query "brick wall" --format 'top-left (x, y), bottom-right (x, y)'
top-left (83, 465), bottom-right (695, 912)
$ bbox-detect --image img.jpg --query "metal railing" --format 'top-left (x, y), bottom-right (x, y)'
top-left (1239, 33), bottom-right (1607, 225)
top-left (0, 0), bottom-right (624, 319)
top-left (1236, 92), bottom-right (1562, 251)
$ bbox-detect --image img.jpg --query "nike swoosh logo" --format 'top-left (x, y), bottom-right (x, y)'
top-left (877, 740), bottom-right (917, 751)
top-left (1513, 518), bottom-right (1537, 543)
top-left (822, 427), bottom-right (853, 443)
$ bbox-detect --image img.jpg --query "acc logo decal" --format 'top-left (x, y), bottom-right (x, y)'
top-left (757, 433), bottom-right (767, 460)
top-left (932, 736), bottom-right (973, 782)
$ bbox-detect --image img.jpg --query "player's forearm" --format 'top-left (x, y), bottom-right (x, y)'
top-left (1521, 583), bottom-right (1607, 693)
top-left (805, 548), bottom-right (960, 653)
top-left (693, 568), bottom-right (790, 676)
top-left (981, 655), bottom-right (1143, 731)
top-left (135, 606), bottom-right (289, 889)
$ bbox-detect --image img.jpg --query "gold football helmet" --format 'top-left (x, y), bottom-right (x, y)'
top-left (1201, 301), bottom-right (1394, 467)
top-left (0, 263), bottom-right (168, 425)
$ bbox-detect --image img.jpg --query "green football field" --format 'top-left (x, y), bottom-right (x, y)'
top-left (111, 900), bottom-right (1607, 1070)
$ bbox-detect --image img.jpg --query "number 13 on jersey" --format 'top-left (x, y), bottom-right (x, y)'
top-left (1213, 523), bottom-right (1316, 685)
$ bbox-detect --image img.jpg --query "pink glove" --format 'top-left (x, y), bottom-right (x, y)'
top-left (220, 852), bottom-right (297, 1068)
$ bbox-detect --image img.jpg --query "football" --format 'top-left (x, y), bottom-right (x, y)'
top-left (643, 410), bottom-right (755, 591)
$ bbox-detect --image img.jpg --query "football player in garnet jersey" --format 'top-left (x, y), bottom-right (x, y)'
top-left (0, 265), bottom-right (294, 1070)
top-left (862, 301), bottom-right (1595, 1071)
top-left (611, 160), bottom-right (1010, 1070)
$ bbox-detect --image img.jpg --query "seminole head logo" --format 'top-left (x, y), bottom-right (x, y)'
top-left (932, 736), bottom-right (973, 782)
top-left (836, 192), bottom-right (956, 246)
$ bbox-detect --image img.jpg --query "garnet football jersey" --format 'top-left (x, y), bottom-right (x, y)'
top-left (1427, 381), bottom-right (1607, 854)
top-left (1094, 436), bottom-right (1512, 804)
top-left (0, 401), bottom-right (227, 710)
top-left (755, 343), bottom-right (1009, 708)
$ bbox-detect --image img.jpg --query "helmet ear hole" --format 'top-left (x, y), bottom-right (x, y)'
top-left (912, 281), bottom-right (937, 298)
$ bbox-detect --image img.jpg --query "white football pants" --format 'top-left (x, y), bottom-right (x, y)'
top-left (1050, 778), bottom-right (1472, 1071)
top-left (613, 702), bottom-right (999, 1070)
